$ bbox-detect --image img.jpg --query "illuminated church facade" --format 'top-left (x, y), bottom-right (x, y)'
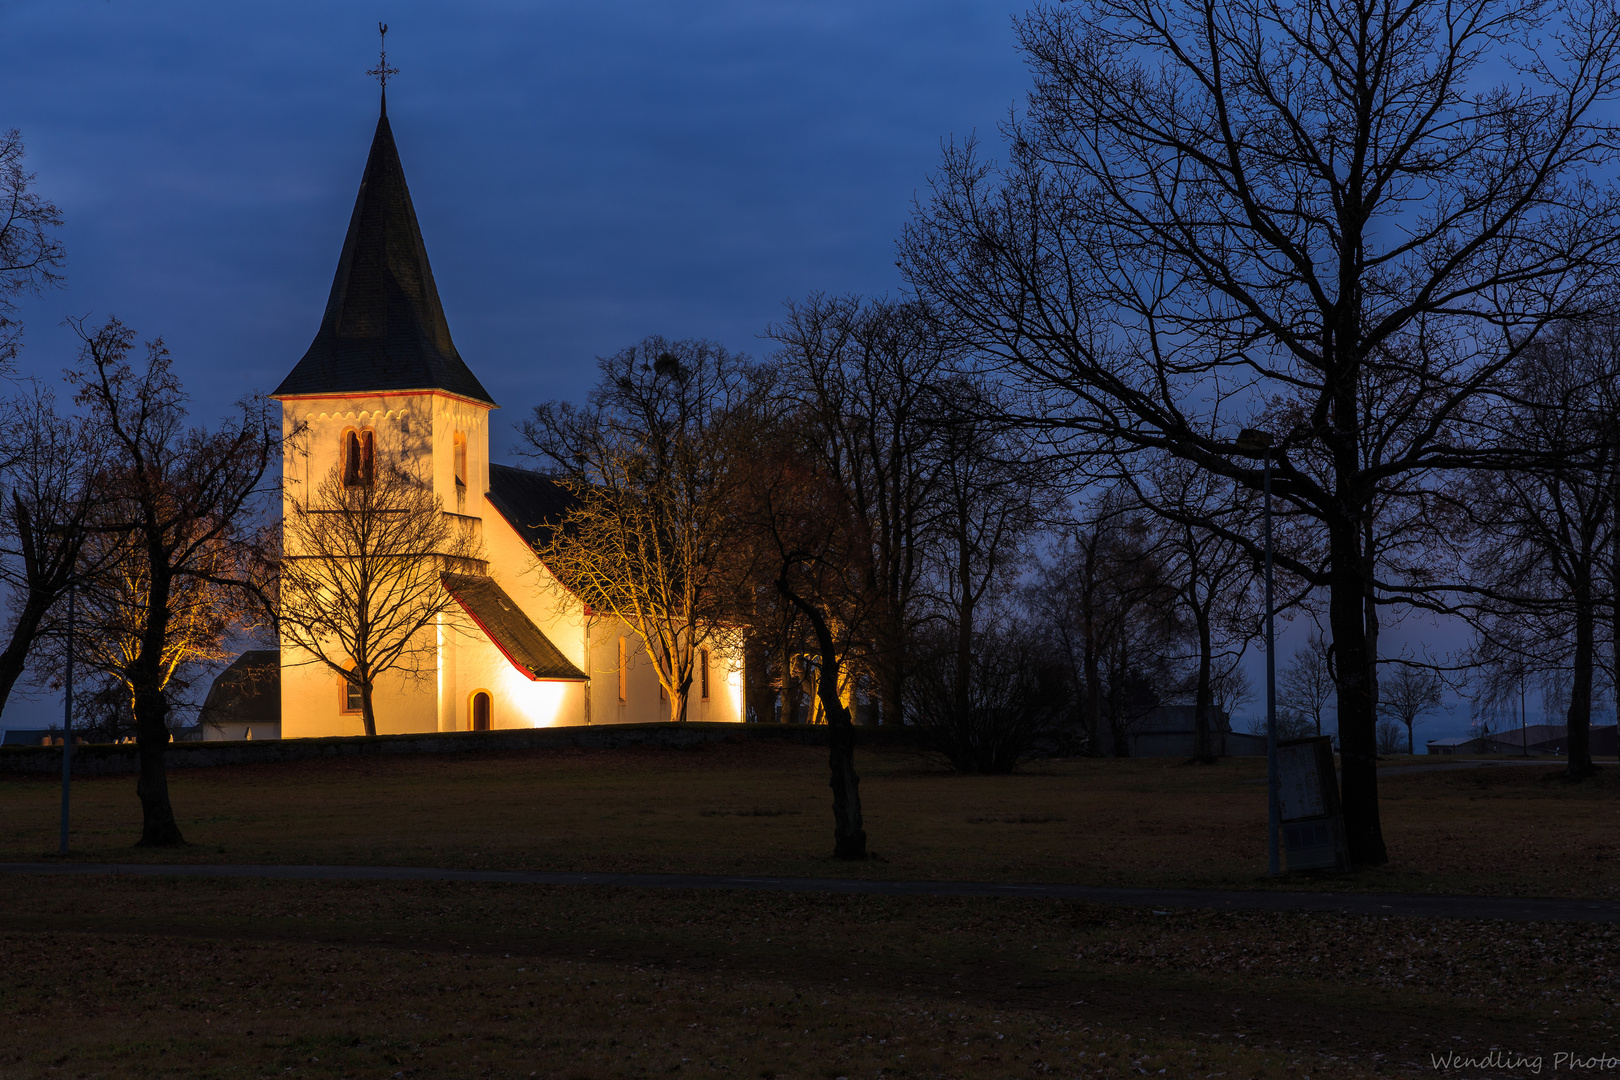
top-left (266, 104), bottom-right (744, 737)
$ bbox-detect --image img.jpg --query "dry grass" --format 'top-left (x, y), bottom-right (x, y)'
top-left (3, 874), bottom-right (1608, 1079)
top-left (1, 743), bottom-right (1617, 897)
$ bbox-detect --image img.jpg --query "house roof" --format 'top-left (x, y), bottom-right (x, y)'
top-left (1486, 722), bottom-right (1620, 747)
top-left (272, 106), bottom-right (496, 406)
top-left (198, 649), bottom-right (281, 729)
top-left (442, 573), bottom-right (587, 682)
top-left (486, 463), bottom-right (580, 553)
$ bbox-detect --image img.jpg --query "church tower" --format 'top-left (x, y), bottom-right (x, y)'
top-left (271, 101), bottom-right (509, 737)
top-left (273, 100), bottom-right (495, 515)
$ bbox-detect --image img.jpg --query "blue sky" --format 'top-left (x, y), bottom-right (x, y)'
top-left (4, 0), bottom-right (1028, 444)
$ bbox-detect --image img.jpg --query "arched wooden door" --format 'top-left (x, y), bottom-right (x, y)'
top-left (471, 691), bottom-right (492, 731)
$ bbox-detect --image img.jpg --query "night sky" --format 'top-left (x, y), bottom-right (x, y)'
top-left (0, 2), bottom-right (1490, 737)
top-left (4, 0), bottom-right (1027, 441)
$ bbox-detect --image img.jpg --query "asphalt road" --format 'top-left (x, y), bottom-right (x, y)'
top-left (3, 860), bottom-right (1615, 922)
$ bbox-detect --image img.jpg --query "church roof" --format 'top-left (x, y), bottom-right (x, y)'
top-left (486, 463), bottom-right (581, 553)
top-left (273, 107), bottom-right (496, 406)
top-left (442, 573), bottom-right (587, 682)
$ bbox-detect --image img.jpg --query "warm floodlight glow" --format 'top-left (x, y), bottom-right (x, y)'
top-left (487, 661), bottom-right (569, 728)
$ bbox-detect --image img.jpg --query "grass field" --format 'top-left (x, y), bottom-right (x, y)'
top-left (0, 743), bottom-right (1616, 1078)
top-left (1, 873), bottom-right (1613, 1078)
top-left (1, 741), bottom-right (1617, 897)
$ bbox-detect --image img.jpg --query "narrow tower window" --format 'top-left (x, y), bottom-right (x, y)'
top-left (453, 431), bottom-right (467, 490)
top-left (618, 637), bottom-right (628, 702)
top-left (342, 429), bottom-right (375, 487)
top-left (699, 648), bottom-right (710, 701)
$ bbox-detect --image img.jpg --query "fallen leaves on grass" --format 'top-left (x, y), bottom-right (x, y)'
top-left (1074, 908), bottom-right (1619, 1017)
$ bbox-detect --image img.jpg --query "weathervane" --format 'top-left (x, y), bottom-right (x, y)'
top-left (366, 22), bottom-right (399, 97)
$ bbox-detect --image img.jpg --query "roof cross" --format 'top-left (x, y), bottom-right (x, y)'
top-left (366, 22), bottom-right (399, 93)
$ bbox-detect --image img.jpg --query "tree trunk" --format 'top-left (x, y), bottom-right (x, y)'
top-left (954, 592), bottom-right (975, 730)
top-left (777, 574), bottom-right (866, 859)
top-left (0, 589), bottom-right (54, 719)
top-left (133, 683), bottom-right (182, 847)
top-left (132, 561), bottom-right (183, 847)
top-left (1082, 628), bottom-right (1103, 756)
top-left (875, 657), bottom-right (904, 728)
top-left (1109, 649), bottom-right (1130, 758)
top-left (782, 647), bottom-right (804, 725)
top-left (1193, 609), bottom-right (1215, 763)
top-left (1329, 517), bottom-right (1387, 865)
top-left (1568, 570), bottom-right (1597, 778)
top-left (359, 677), bottom-right (378, 738)
top-left (744, 635), bottom-right (772, 723)
top-left (1612, 469), bottom-right (1620, 732)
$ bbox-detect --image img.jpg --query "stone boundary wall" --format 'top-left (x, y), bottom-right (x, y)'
top-left (0, 722), bottom-right (920, 777)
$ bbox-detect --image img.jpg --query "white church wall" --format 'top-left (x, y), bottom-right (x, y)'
top-left (280, 630), bottom-right (439, 738)
top-left (583, 616), bottom-right (745, 726)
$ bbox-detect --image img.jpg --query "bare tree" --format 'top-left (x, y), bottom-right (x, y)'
top-left (1027, 492), bottom-right (1180, 755)
top-left (278, 448), bottom-right (483, 737)
top-left (904, 0), bottom-right (1620, 863)
top-left (59, 523), bottom-right (246, 742)
top-left (927, 377), bottom-right (1058, 732)
top-left (0, 130), bottom-right (65, 367)
top-left (734, 400), bottom-right (873, 857)
top-left (1378, 664), bottom-right (1445, 755)
top-left (0, 388), bottom-right (107, 717)
top-left (1375, 717), bottom-right (1408, 757)
top-left (68, 318), bottom-right (275, 846)
top-left (522, 338), bottom-right (757, 722)
top-left (1133, 458), bottom-right (1263, 761)
top-left (906, 611), bottom-right (1070, 773)
top-left (766, 296), bottom-right (954, 726)
top-left (1455, 320), bottom-right (1620, 777)
top-left (1279, 634), bottom-right (1336, 739)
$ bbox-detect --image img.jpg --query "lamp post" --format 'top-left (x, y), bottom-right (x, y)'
top-left (1239, 427), bottom-right (1281, 877)
top-left (59, 582), bottom-right (74, 855)
top-left (47, 524), bottom-right (80, 856)
top-left (1520, 677), bottom-right (1528, 758)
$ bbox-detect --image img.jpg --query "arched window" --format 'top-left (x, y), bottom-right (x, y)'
top-left (453, 431), bottom-right (467, 490)
top-left (340, 665), bottom-right (362, 714)
top-left (342, 428), bottom-right (375, 487)
top-left (470, 690), bottom-right (492, 731)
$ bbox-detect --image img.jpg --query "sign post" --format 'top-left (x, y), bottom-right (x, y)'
top-left (1276, 735), bottom-right (1348, 871)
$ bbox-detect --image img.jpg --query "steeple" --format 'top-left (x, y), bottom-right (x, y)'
top-left (273, 106), bottom-right (496, 406)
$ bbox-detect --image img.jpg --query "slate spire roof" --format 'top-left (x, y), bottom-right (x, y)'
top-left (273, 102), bottom-right (496, 406)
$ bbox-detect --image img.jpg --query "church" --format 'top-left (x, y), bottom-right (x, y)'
top-left (252, 100), bottom-right (745, 738)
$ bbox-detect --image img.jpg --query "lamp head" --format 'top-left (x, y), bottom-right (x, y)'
top-left (1236, 428), bottom-right (1275, 453)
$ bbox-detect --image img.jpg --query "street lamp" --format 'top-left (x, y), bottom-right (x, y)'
top-left (1238, 427), bottom-right (1280, 877)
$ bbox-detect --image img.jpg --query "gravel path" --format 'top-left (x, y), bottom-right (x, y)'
top-left (3, 860), bottom-right (1615, 922)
